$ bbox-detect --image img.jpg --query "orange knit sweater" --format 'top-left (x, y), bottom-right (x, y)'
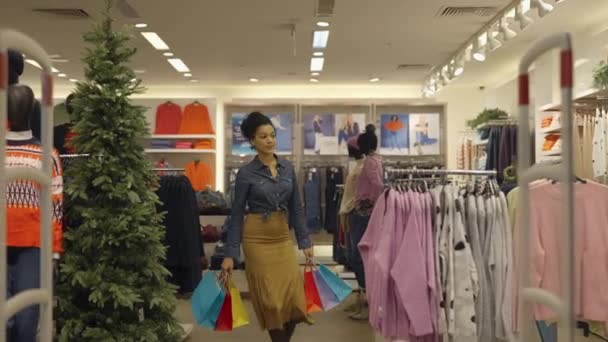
top-left (6, 134), bottom-right (63, 253)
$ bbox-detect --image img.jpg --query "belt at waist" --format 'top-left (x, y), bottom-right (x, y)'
top-left (247, 209), bottom-right (287, 222)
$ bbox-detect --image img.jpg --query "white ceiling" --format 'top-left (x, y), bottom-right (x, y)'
top-left (0, 0), bottom-right (513, 87)
top-left (445, 0), bottom-right (608, 88)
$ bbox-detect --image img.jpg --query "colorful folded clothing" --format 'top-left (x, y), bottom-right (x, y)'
top-left (542, 134), bottom-right (560, 151)
top-left (175, 141), bottom-right (193, 149)
top-left (150, 140), bottom-right (173, 148)
top-left (194, 139), bottom-right (215, 149)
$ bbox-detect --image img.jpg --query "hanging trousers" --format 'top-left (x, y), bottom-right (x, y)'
top-left (303, 171), bottom-right (322, 232)
top-left (324, 168), bottom-right (343, 234)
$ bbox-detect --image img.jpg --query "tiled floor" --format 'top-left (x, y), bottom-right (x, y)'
top-left (176, 292), bottom-right (375, 342)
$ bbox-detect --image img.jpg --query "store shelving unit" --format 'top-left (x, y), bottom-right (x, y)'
top-left (145, 134), bottom-right (216, 140)
top-left (144, 149), bottom-right (216, 154)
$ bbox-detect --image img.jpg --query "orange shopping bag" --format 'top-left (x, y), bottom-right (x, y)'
top-left (304, 265), bottom-right (323, 313)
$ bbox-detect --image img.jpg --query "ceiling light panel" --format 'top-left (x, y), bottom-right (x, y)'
top-left (313, 51), bottom-right (324, 57)
top-left (310, 57), bottom-right (325, 72)
top-left (310, 78), bottom-right (319, 83)
top-left (141, 32), bottom-right (170, 50)
top-left (167, 58), bottom-right (190, 72)
top-left (317, 21), bottom-right (330, 27)
top-left (135, 23), bottom-right (148, 28)
top-left (312, 30), bottom-right (330, 49)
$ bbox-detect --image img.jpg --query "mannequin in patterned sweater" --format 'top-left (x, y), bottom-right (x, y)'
top-left (6, 84), bottom-right (64, 342)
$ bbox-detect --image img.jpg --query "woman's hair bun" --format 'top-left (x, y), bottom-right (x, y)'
top-left (365, 124), bottom-right (376, 134)
top-left (241, 111), bottom-right (272, 140)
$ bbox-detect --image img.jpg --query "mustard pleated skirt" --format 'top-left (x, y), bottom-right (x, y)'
top-left (242, 212), bottom-right (310, 330)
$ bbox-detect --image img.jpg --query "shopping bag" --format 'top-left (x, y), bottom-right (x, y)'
top-left (317, 264), bottom-right (353, 302)
top-left (304, 266), bottom-right (323, 313)
top-left (228, 279), bottom-right (250, 328)
top-left (215, 292), bottom-right (233, 331)
top-left (313, 267), bottom-right (340, 311)
top-left (191, 271), bottom-right (226, 329)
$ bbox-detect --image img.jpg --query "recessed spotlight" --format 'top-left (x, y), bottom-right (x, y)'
top-left (249, 78), bottom-right (260, 82)
top-left (167, 58), bottom-right (190, 72)
top-left (190, 79), bottom-right (199, 83)
top-left (135, 23), bottom-right (148, 28)
top-left (311, 72), bottom-right (320, 76)
top-left (313, 51), bottom-right (324, 57)
top-left (184, 73), bottom-right (192, 77)
top-left (141, 32), bottom-right (170, 50)
top-left (57, 73), bottom-right (67, 78)
top-left (310, 78), bottom-right (319, 83)
top-left (163, 52), bottom-right (174, 57)
top-left (317, 21), bottom-right (330, 27)
top-left (69, 78), bottom-right (78, 83)
top-left (369, 77), bottom-right (380, 83)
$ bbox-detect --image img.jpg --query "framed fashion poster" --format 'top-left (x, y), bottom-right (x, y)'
top-left (303, 113), bottom-right (336, 155)
top-left (379, 114), bottom-right (410, 155)
top-left (231, 113), bottom-right (293, 155)
top-left (303, 113), bottom-right (365, 155)
top-left (409, 113), bottom-right (441, 155)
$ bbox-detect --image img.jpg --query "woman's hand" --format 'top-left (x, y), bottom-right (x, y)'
top-left (303, 247), bottom-right (314, 264)
top-left (221, 257), bottom-right (234, 274)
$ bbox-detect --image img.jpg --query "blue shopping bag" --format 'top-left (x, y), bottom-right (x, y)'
top-left (191, 271), bottom-right (226, 329)
top-left (313, 268), bottom-right (340, 311)
top-left (317, 264), bottom-right (353, 302)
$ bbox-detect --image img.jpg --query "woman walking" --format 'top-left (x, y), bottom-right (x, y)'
top-left (222, 112), bottom-right (314, 342)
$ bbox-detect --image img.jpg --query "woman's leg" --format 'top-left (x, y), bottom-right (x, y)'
top-left (269, 329), bottom-right (287, 342)
top-left (285, 321), bottom-right (297, 340)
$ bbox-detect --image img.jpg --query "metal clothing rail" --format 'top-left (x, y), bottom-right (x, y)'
top-left (0, 30), bottom-right (55, 342)
top-left (153, 168), bottom-right (185, 172)
top-left (386, 168), bottom-right (497, 177)
top-left (517, 32), bottom-right (574, 342)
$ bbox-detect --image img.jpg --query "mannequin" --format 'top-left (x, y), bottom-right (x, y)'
top-left (8, 49), bottom-right (42, 139)
top-left (6, 84), bottom-right (64, 342)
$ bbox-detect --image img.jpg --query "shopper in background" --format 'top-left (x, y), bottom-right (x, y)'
top-left (222, 112), bottom-right (314, 342)
top-left (339, 135), bottom-right (365, 313)
top-left (349, 124), bottom-right (383, 321)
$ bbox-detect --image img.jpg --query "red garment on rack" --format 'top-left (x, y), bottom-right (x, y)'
top-left (155, 102), bottom-right (182, 134)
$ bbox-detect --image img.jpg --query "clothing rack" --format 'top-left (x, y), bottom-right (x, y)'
top-left (386, 168), bottom-right (497, 178)
top-left (0, 29), bottom-right (55, 342)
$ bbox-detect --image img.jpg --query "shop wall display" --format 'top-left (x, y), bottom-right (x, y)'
top-left (409, 113), bottom-right (441, 156)
top-left (303, 113), bottom-right (365, 155)
top-left (379, 114), bottom-right (410, 155)
top-left (231, 113), bottom-right (293, 155)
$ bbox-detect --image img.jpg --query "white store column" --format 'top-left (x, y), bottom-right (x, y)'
top-left (215, 97), bottom-right (226, 192)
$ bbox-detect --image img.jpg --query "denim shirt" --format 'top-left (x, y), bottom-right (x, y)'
top-left (226, 156), bottom-right (311, 259)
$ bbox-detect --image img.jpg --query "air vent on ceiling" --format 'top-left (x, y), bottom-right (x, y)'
top-left (396, 64), bottom-right (432, 71)
top-left (315, 0), bottom-right (335, 17)
top-left (32, 8), bottom-right (90, 18)
top-left (438, 6), bottom-right (498, 17)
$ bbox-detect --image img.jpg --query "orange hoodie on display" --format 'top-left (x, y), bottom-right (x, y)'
top-left (179, 102), bottom-right (215, 135)
top-left (385, 120), bottom-right (404, 132)
top-left (185, 160), bottom-right (213, 191)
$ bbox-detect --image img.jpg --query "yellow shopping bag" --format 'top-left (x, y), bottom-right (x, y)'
top-left (228, 279), bottom-right (250, 328)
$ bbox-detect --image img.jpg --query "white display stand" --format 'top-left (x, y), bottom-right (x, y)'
top-left (0, 30), bottom-right (55, 342)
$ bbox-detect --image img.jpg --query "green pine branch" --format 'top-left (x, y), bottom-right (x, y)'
top-left (56, 1), bottom-right (182, 341)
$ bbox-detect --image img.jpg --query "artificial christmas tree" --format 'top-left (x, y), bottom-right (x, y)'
top-left (56, 1), bottom-right (182, 341)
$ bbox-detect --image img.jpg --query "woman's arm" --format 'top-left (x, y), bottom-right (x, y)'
top-left (288, 166), bottom-right (312, 250)
top-left (225, 169), bottom-right (249, 260)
